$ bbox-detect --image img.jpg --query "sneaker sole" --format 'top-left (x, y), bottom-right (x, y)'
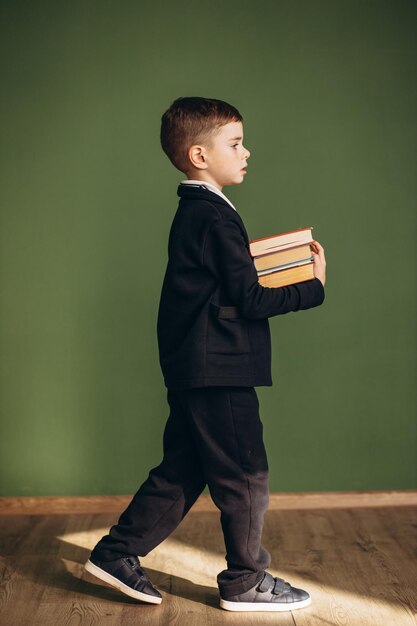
top-left (219, 596), bottom-right (311, 612)
top-left (84, 559), bottom-right (162, 604)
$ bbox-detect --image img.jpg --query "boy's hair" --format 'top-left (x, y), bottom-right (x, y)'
top-left (160, 96), bottom-right (243, 174)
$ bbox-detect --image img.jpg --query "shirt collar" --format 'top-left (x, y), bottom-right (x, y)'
top-left (180, 179), bottom-right (237, 212)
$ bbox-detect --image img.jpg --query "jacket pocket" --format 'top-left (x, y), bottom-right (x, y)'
top-left (206, 302), bottom-right (250, 354)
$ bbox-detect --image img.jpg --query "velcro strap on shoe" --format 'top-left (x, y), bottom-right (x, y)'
top-left (273, 577), bottom-right (287, 595)
top-left (257, 572), bottom-right (275, 593)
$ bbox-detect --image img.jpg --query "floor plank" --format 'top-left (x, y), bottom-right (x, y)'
top-left (0, 498), bottom-right (416, 625)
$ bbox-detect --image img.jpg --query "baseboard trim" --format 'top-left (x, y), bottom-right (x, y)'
top-left (0, 490), bottom-right (416, 515)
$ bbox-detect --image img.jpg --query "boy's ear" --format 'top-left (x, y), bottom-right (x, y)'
top-left (188, 145), bottom-right (208, 170)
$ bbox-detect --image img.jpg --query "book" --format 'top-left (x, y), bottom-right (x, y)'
top-left (257, 257), bottom-right (313, 276)
top-left (249, 227), bottom-right (316, 288)
top-left (253, 243), bottom-right (312, 272)
top-left (249, 226), bottom-right (314, 257)
top-left (257, 262), bottom-right (315, 288)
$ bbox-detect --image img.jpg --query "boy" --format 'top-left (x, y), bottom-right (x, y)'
top-left (84, 97), bottom-right (326, 612)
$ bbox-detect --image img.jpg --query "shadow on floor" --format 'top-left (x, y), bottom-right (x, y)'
top-left (1, 504), bottom-right (416, 613)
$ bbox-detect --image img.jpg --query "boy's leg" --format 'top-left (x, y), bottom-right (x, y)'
top-left (175, 386), bottom-right (271, 599)
top-left (91, 388), bottom-right (207, 560)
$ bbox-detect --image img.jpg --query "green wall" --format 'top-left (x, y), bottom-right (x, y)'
top-left (1, 0), bottom-right (416, 496)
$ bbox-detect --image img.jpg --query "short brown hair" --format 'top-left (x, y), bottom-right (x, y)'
top-left (160, 96), bottom-right (243, 173)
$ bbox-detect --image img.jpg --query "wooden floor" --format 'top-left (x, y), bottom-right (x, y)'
top-left (0, 492), bottom-right (416, 625)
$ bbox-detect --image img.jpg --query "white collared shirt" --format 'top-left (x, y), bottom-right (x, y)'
top-left (180, 179), bottom-right (237, 212)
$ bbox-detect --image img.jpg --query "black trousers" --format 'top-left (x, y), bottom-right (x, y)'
top-left (91, 386), bottom-right (271, 598)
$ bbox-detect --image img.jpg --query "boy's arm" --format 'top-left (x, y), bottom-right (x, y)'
top-left (203, 218), bottom-right (325, 320)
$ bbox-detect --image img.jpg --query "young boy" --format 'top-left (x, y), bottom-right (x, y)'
top-left (84, 96), bottom-right (326, 612)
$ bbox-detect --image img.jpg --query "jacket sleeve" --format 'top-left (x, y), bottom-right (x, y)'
top-left (203, 218), bottom-right (325, 320)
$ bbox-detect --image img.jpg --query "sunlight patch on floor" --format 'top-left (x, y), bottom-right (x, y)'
top-left (57, 528), bottom-right (411, 625)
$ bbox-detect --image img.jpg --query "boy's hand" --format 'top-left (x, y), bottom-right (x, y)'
top-left (311, 240), bottom-right (326, 286)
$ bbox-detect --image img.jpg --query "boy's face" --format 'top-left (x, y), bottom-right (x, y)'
top-left (187, 120), bottom-right (250, 190)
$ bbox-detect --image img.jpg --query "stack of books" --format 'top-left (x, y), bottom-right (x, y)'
top-left (249, 226), bottom-right (316, 288)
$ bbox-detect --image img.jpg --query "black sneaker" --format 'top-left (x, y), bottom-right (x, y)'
top-left (84, 554), bottom-right (162, 604)
top-left (220, 571), bottom-right (311, 612)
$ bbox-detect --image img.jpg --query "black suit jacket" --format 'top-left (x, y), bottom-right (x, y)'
top-left (157, 183), bottom-right (325, 389)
